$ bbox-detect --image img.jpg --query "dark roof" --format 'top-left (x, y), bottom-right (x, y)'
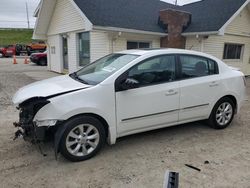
top-left (74, 0), bottom-right (176, 33)
top-left (73, 0), bottom-right (248, 34)
top-left (179, 0), bottom-right (248, 33)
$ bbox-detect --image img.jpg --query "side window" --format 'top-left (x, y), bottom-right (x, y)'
top-left (128, 55), bottom-right (176, 86)
top-left (180, 55), bottom-right (218, 79)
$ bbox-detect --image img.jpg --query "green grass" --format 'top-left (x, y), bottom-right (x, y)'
top-left (0, 29), bottom-right (33, 46)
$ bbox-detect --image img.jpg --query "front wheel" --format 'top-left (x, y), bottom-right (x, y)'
top-left (59, 116), bottom-right (106, 162)
top-left (208, 97), bottom-right (235, 129)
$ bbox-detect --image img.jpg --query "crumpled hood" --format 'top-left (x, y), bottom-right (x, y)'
top-left (13, 75), bottom-right (90, 105)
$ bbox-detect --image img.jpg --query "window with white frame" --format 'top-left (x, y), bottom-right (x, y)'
top-left (127, 41), bottom-right (150, 49)
top-left (223, 43), bottom-right (244, 60)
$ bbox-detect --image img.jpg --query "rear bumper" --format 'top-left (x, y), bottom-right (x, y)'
top-left (30, 57), bottom-right (40, 64)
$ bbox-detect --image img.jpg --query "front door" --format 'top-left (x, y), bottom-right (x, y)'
top-left (62, 35), bottom-right (68, 70)
top-left (115, 55), bottom-right (180, 136)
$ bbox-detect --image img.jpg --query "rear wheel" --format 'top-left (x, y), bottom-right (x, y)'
top-left (208, 97), bottom-right (235, 129)
top-left (59, 116), bottom-right (106, 162)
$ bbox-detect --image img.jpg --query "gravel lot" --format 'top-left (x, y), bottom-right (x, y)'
top-left (0, 58), bottom-right (250, 188)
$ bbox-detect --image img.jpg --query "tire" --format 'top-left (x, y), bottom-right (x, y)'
top-left (208, 97), bottom-right (235, 129)
top-left (59, 116), bottom-right (106, 162)
top-left (0, 52), bottom-right (3, 58)
top-left (26, 46), bottom-right (31, 52)
top-left (26, 46), bottom-right (32, 56)
top-left (39, 58), bottom-right (47, 66)
top-left (16, 44), bottom-right (22, 54)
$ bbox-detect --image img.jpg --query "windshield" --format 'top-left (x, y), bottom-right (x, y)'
top-left (71, 53), bottom-right (139, 85)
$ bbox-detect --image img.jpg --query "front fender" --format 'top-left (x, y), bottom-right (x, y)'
top-left (34, 102), bottom-right (117, 145)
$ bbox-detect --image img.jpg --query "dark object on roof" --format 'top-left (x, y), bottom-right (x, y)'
top-left (73, 0), bottom-right (248, 34)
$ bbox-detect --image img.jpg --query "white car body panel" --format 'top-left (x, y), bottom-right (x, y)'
top-left (116, 82), bottom-right (179, 137)
top-left (179, 74), bottom-right (223, 121)
top-left (12, 75), bottom-right (89, 105)
top-left (13, 49), bottom-right (247, 145)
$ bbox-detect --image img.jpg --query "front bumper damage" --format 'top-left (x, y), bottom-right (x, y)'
top-left (13, 97), bottom-right (67, 159)
top-left (13, 97), bottom-right (50, 143)
top-left (13, 121), bottom-right (46, 142)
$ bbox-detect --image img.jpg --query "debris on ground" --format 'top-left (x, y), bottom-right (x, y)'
top-left (185, 164), bottom-right (201, 172)
top-left (204, 161), bottom-right (210, 164)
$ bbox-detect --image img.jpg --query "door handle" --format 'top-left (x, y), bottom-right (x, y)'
top-left (165, 89), bottom-right (178, 96)
top-left (209, 81), bottom-right (219, 87)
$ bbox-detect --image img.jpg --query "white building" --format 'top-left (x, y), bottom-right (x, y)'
top-left (33, 0), bottom-right (250, 75)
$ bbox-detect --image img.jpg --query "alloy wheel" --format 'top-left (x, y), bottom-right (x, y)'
top-left (215, 102), bottom-right (233, 126)
top-left (66, 124), bottom-right (100, 157)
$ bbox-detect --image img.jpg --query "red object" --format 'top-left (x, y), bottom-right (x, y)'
top-left (0, 45), bottom-right (16, 57)
top-left (30, 51), bottom-right (47, 66)
top-left (13, 55), bottom-right (17, 64)
top-left (24, 56), bottom-right (29, 64)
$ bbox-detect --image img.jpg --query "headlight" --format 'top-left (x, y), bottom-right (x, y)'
top-left (35, 119), bottom-right (57, 127)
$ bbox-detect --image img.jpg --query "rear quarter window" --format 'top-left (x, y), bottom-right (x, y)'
top-left (179, 55), bottom-right (219, 79)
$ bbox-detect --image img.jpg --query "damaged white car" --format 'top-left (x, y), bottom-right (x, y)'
top-left (13, 49), bottom-right (247, 162)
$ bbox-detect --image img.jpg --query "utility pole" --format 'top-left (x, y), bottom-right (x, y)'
top-left (175, 0), bottom-right (178, 5)
top-left (25, 2), bottom-right (30, 29)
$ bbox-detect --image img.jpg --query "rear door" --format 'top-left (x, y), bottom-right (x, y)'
top-left (115, 55), bottom-right (180, 136)
top-left (178, 54), bottom-right (222, 122)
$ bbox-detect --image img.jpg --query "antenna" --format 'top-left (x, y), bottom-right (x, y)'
top-left (25, 2), bottom-right (30, 29)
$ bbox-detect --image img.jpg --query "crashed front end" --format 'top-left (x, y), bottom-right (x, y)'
top-left (13, 97), bottom-right (53, 143)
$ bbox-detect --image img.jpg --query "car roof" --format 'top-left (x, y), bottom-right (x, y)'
top-left (117, 48), bottom-right (216, 59)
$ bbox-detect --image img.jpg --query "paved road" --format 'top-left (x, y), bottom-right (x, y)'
top-left (0, 58), bottom-right (250, 188)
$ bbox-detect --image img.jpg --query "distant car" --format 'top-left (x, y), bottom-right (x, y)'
top-left (26, 41), bottom-right (46, 55)
top-left (13, 49), bottom-right (247, 162)
top-left (0, 45), bottom-right (16, 57)
top-left (30, 51), bottom-right (47, 66)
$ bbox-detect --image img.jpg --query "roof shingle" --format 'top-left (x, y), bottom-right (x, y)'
top-left (73, 0), bottom-right (248, 34)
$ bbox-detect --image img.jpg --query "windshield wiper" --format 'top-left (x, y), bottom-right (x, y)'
top-left (69, 72), bottom-right (89, 84)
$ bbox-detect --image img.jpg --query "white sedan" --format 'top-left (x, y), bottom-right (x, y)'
top-left (13, 49), bottom-right (247, 162)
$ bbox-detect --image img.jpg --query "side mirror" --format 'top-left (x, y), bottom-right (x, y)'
top-left (121, 78), bottom-right (140, 90)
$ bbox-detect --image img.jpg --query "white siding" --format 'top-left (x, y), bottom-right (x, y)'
top-left (33, 0), bottom-right (57, 39)
top-left (186, 34), bottom-right (250, 75)
top-left (185, 37), bottom-right (202, 51)
top-left (204, 35), bottom-right (250, 74)
top-left (225, 7), bottom-right (250, 36)
top-left (185, 6), bottom-right (250, 75)
top-left (47, 0), bottom-right (86, 35)
top-left (112, 33), bottom-right (161, 52)
top-left (88, 30), bottom-right (161, 66)
top-left (90, 31), bottom-right (110, 62)
top-left (68, 32), bottom-right (78, 73)
top-left (46, 0), bottom-right (93, 73)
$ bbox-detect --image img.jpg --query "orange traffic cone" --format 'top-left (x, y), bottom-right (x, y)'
top-left (13, 55), bottom-right (17, 64)
top-left (24, 56), bottom-right (29, 64)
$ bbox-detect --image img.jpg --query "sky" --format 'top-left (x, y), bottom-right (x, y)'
top-left (0, 0), bottom-right (198, 29)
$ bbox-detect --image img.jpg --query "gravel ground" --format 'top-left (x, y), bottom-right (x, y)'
top-left (0, 58), bottom-right (250, 188)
